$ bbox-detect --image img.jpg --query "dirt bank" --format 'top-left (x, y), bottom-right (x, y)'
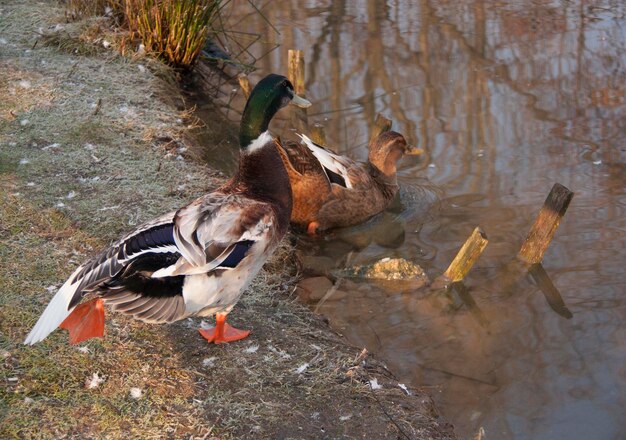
top-left (0, 2), bottom-right (455, 438)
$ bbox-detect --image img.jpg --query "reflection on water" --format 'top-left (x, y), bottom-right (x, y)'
top-left (211, 1), bottom-right (626, 438)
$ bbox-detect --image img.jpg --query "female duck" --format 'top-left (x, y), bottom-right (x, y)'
top-left (278, 130), bottom-right (418, 234)
top-left (24, 74), bottom-right (311, 345)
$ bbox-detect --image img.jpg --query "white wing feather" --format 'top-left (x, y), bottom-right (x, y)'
top-left (298, 134), bottom-right (354, 188)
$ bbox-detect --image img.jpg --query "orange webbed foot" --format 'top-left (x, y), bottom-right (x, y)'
top-left (198, 313), bottom-right (250, 344)
top-left (60, 298), bottom-right (105, 344)
top-left (198, 324), bottom-right (250, 344)
top-left (306, 221), bottom-right (321, 235)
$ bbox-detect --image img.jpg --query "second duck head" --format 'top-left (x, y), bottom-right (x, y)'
top-left (368, 131), bottom-right (419, 177)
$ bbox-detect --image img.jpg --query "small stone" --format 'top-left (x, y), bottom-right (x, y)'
top-left (129, 387), bottom-right (142, 399)
top-left (296, 276), bottom-right (333, 303)
top-left (299, 255), bottom-right (335, 275)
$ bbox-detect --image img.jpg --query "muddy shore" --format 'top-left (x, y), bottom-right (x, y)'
top-left (0, 2), bottom-right (455, 438)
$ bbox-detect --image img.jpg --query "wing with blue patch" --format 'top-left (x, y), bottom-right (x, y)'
top-left (218, 240), bottom-right (255, 268)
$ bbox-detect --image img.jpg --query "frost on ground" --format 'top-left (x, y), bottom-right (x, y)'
top-left (369, 378), bottom-right (383, 390)
top-left (85, 372), bottom-right (105, 389)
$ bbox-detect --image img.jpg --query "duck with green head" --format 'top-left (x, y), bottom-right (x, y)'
top-left (24, 74), bottom-right (310, 346)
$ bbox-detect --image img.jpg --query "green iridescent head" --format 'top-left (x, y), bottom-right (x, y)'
top-left (239, 74), bottom-right (311, 148)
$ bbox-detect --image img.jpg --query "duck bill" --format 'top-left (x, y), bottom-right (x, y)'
top-left (291, 93), bottom-right (312, 108)
top-left (405, 145), bottom-right (424, 156)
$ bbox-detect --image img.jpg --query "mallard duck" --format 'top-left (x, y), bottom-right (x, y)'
top-left (277, 130), bottom-right (418, 234)
top-left (24, 74), bottom-right (311, 346)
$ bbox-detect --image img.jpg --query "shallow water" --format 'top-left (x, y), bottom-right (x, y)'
top-left (203, 1), bottom-right (626, 438)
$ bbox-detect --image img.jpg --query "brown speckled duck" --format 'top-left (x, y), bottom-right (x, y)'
top-left (277, 131), bottom-right (419, 234)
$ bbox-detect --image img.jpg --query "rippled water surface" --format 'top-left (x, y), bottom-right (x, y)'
top-left (202, 1), bottom-right (626, 438)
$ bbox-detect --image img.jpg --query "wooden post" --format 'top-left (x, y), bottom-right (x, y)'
top-left (287, 49), bottom-right (308, 133)
top-left (309, 123), bottom-right (326, 146)
top-left (287, 50), bottom-right (306, 96)
top-left (517, 183), bottom-right (574, 264)
top-left (431, 227), bottom-right (488, 290)
top-left (370, 113), bottom-right (392, 144)
top-left (237, 73), bottom-right (251, 99)
top-left (444, 227), bottom-right (489, 282)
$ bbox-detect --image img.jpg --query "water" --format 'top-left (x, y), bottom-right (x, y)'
top-left (201, 1), bottom-right (626, 438)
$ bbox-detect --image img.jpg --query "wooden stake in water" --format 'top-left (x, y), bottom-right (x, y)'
top-left (238, 73), bottom-right (251, 99)
top-left (517, 183), bottom-right (574, 264)
top-left (288, 49), bottom-right (308, 133)
top-left (370, 113), bottom-right (392, 144)
top-left (443, 227), bottom-right (489, 282)
top-left (309, 123), bottom-right (327, 146)
top-left (288, 50), bottom-right (306, 96)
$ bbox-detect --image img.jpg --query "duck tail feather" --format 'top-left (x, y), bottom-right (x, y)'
top-left (23, 273), bottom-right (81, 345)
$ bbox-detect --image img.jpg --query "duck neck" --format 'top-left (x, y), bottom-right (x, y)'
top-left (367, 162), bottom-right (398, 199)
top-left (236, 135), bottom-right (292, 220)
top-left (239, 93), bottom-right (283, 148)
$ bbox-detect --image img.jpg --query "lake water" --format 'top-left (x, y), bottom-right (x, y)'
top-left (197, 1), bottom-right (626, 438)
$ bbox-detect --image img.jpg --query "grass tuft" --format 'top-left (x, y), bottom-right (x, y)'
top-left (61, 1), bottom-right (225, 69)
top-left (123, 0), bottom-right (223, 68)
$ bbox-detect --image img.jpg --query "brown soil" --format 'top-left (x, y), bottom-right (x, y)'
top-left (0, 1), bottom-right (456, 438)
